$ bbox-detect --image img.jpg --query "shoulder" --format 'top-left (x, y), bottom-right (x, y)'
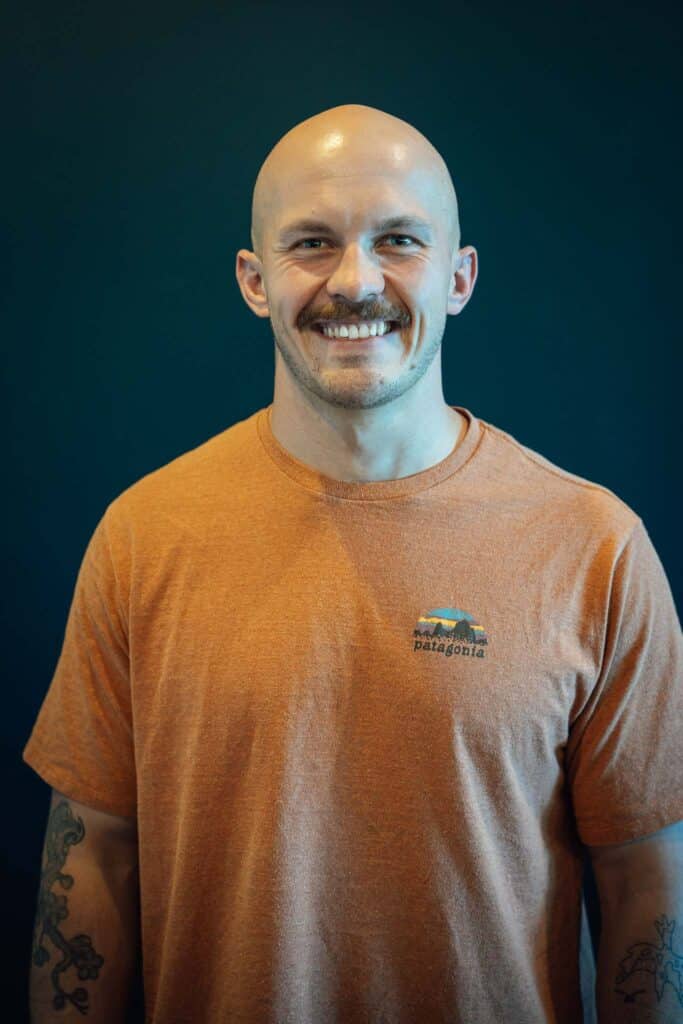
top-left (102, 408), bottom-right (264, 537)
top-left (477, 415), bottom-right (640, 542)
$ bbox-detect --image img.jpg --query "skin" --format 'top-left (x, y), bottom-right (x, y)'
top-left (235, 103), bottom-right (478, 482)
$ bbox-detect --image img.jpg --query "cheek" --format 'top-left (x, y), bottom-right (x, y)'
top-left (275, 261), bottom-right (325, 290)
top-left (390, 264), bottom-right (434, 304)
top-left (276, 270), bottom-right (324, 322)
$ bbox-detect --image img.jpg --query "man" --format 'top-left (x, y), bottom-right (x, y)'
top-left (24, 104), bottom-right (682, 1023)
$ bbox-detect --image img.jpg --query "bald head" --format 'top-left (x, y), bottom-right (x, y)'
top-left (250, 104), bottom-right (460, 261)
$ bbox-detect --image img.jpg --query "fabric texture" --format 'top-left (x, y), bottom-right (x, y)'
top-left (23, 404), bottom-right (683, 1023)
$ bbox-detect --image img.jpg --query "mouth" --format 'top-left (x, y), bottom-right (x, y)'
top-left (308, 320), bottom-right (403, 342)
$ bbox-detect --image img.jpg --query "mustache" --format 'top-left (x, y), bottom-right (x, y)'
top-left (303, 304), bottom-right (408, 326)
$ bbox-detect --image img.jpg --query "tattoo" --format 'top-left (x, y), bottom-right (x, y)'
top-left (615, 914), bottom-right (683, 1010)
top-left (31, 800), bottom-right (105, 1015)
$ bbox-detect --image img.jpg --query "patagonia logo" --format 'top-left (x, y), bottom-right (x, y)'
top-left (413, 606), bottom-right (489, 659)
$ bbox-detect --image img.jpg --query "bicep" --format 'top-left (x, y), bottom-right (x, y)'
top-left (588, 819), bottom-right (683, 904)
top-left (43, 788), bottom-right (138, 876)
top-left (48, 788), bottom-right (137, 836)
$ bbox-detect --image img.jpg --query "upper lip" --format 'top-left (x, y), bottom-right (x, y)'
top-left (314, 316), bottom-right (398, 325)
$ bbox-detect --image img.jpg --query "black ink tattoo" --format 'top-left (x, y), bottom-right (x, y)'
top-left (31, 800), bottom-right (105, 1015)
top-left (617, 988), bottom-right (648, 1003)
top-left (615, 914), bottom-right (683, 1009)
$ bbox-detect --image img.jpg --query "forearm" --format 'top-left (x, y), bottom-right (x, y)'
top-left (29, 839), bottom-right (141, 1023)
top-left (595, 889), bottom-right (683, 1024)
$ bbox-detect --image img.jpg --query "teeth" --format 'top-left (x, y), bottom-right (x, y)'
top-left (318, 320), bottom-right (395, 339)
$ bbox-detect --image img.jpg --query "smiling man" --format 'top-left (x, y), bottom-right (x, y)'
top-left (24, 104), bottom-right (683, 1024)
top-left (238, 103), bottom-right (476, 483)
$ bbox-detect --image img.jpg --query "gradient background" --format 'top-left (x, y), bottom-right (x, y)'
top-left (5, 1), bottom-right (682, 1020)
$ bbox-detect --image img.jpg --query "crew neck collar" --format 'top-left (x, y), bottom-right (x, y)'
top-left (255, 404), bottom-right (482, 501)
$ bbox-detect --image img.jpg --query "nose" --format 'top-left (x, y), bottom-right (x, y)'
top-left (325, 242), bottom-right (385, 304)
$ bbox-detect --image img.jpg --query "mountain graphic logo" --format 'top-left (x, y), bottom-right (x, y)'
top-left (413, 606), bottom-right (489, 660)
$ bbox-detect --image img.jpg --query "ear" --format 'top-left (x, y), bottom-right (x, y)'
top-left (446, 245), bottom-right (478, 316)
top-left (235, 249), bottom-right (271, 319)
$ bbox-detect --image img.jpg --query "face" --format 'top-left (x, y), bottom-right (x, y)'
top-left (237, 135), bottom-right (476, 411)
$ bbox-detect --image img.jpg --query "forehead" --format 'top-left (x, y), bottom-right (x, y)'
top-left (272, 169), bottom-right (442, 240)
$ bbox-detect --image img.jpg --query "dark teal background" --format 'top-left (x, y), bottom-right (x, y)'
top-left (5, 2), bottom-right (681, 1019)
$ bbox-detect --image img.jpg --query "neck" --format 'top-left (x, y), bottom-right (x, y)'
top-left (269, 360), bottom-right (466, 483)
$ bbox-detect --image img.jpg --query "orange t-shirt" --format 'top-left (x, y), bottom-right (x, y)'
top-left (23, 405), bottom-right (683, 1023)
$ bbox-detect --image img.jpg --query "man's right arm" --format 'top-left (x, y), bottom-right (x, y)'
top-left (29, 788), bottom-right (141, 1023)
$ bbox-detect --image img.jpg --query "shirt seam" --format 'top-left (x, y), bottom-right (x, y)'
top-left (482, 421), bottom-right (639, 517)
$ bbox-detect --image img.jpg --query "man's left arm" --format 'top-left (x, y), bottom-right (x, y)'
top-left (588, 819), bottom-right (683, 1024)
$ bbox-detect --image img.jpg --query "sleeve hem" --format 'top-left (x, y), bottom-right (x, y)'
top-left (22, 748), bottom-right (137, 820)
top-left (578, 806), bottom-right (683, 846)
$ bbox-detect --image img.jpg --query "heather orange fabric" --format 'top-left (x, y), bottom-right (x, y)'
top-left (23, 404), bottom-right (683, 1023)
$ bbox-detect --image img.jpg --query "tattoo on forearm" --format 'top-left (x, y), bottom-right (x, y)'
top-left (31, 800), bottom-right (105, 1015)
top-left (615, 914), bottom-right (683, 1010)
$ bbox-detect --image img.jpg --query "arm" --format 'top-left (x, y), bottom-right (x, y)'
top-left (589, 819), bottom-right (683, 1024)
top-left (29, 788), bottom-right (141, 1023)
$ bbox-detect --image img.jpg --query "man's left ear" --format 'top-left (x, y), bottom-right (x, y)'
top-left (447, 245), bottom-right (478, 316)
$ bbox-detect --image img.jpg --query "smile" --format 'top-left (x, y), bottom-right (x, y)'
top-left (311, 320), bottom-right (400, 339)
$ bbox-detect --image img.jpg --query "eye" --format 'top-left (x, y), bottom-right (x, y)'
top-left (383, 234), bottom-right (419, 247)
top-left (294, 234), bottom-right (420, 250)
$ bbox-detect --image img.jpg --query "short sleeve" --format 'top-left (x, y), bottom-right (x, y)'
top-left (567, 517), bottom-right (683, 846)
top-left (22, 507), bottom-right (136, 818)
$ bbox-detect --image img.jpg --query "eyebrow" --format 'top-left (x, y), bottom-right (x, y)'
top-left (277, 215), bottom-right (434, 242)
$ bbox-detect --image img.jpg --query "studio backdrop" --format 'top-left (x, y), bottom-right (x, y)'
top-left (4, 2), bottom-right (681, 1021)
